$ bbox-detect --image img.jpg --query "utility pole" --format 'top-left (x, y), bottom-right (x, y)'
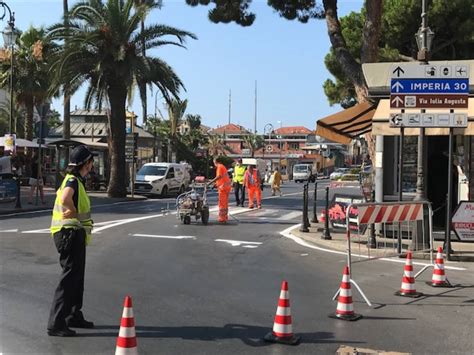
top-left (254, 80), bottom-right (257, 133)
top-left (228, 89), bottom-right (231, 124)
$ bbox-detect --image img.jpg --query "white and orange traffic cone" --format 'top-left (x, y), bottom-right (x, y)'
top-left (115, 296), bottom-right (138, 355)
top-left (264, 280), bottom-right (301, 345)
top-left (428, 247), bottom-right (452, 287)
top-left (330, 266), bottom-right (362, 321)
top-left (395, 252), bottom-right (423, 298)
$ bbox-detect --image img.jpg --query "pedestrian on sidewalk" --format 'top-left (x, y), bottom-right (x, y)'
top-left (244, 164), bottom-right (261, 209)
top-left (271, 167), bottom-right (283, 196)
top-left (28, 153), bottom-right (46, 204)
top-left (47, 145), bottom-right (96, 337)
top-left (232, 158), bottom-right (246, 207)
top-left (209, 157), bottom-right (232, 223)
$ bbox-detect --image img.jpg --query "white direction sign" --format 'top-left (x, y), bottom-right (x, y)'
top-left (389, 113), bottom-right (468, 128)
top-left (452, 201), bottom-right (474, 242)
top-left (391, 64), bottom-right (469, 79)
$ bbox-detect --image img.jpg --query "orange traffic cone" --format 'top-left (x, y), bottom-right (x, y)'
top-left (428, 247), bottom-right (452, 287)
top-left (395, 252), bottom-right (423, 298)
top-left (330, 266), bottom-right (362, 321)
top-left (115, 296), bottom-right (138, 355)
top-left (264, 280), bottom-right (301, 345)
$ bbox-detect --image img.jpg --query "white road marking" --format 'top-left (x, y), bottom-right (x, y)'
top-left (21, 228), bottom-right (50, 234)
top-left (131, 234), bottom-right (196, 240)
top-left (280, 211), bottom-right (302, 220)
top-left (0, 229), bottom-right (19, 233)
top-left (215, 239), bottom-right (262, 247)
top-left (279, 224), bottom-right (467, 271)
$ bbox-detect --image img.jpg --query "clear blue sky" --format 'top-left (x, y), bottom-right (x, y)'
top-left (9, 0), bottom-right (364, 132)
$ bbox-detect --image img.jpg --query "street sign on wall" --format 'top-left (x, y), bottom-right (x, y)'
top-left (452, 201), bottom-right (474, 242)
top-left (389, 63), bottom-right (470, 111)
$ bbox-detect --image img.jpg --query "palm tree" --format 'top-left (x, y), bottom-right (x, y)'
top-left (242, 133), bottom-right (264, 157)
top-left (0, 26), bottom-right (54, 141)
top-left (48, 0), bottom-right (197, 197)
top-left (206, 134), bottom-right (231, 157)
top-left (167, 98), bottom-right (187, 162)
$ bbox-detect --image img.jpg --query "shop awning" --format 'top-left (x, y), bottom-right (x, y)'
top-left (315, 102), bottom-right (377, 144)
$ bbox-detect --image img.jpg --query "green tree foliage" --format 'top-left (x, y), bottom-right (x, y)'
top-left (324, 0), bottom-right (474, 107)
top-left (242, 133), bottom-right (264, 157)
top-left (47, 0), bottom-right (196, 197)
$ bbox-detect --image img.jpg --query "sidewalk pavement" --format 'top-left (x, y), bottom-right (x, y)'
top-left (291, 221), bottom-right (474, 268)
top-left (0, 186), bottom-right (147, 216)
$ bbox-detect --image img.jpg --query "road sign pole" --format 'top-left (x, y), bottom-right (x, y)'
top-left (397, 127), bottom-right (404, 254)
top-left (444, 128), bottom-right (454, 260)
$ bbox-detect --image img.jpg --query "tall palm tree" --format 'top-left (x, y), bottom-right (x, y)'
top-left (48, 0), bottom-right (196, 197)
top-left (167, 98), bottom-right (187, 162)
top-left (242, 133), bottom-right (264, 158)
top-left (0, 26), bottom-right (54, 141)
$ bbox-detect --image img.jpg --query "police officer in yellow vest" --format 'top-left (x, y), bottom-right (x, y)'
top-left (233, 158), bottom-right (246, 207)
top-left (47, 145), bottom-right (96, 337)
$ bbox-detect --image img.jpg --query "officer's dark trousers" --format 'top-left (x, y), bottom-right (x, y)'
top-left (47, 228), bottom-right (86, 330)
top-left (234, 182), bottom-right (245, 205)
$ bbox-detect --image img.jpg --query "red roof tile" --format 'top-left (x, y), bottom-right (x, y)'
top-left (209, 123), bottom-right (250, 134)
top-left (274, 126), bottom-right (312, 135)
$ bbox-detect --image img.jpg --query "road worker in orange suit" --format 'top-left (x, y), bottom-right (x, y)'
top-left (209, 157), bottom-right (232, 223)
top-left (244, 165), bottom-right (261, 209)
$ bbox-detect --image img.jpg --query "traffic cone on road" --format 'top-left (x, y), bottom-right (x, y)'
top-left (330, 266), bottom-right (362, 321)
top-left (428, 247), bottom-right (452, 287)
top-left (115, 296), bottom-right (138, 355)
top-left (264, 280), bottom-right (301, 345)
top-left (395, 252), bottom-right (423, 298)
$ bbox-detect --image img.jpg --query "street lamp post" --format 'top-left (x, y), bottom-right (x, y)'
top-left (412, 0), bottom-right (434, 252)
top-left (263, 123), bottom-right (273, 170)
top-left (1, 1), bottom-right (17, 134)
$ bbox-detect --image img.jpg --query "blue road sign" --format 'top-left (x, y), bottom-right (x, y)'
top-left (390, 78), bottom-right (469, 94)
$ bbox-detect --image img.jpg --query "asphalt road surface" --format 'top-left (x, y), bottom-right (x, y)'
top-left (1, 181), bottom-right (473, 354)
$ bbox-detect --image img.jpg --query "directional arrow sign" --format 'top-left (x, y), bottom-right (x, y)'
top-left (390, 78), bottom-right (469, 94)
top-left (391, 96), bottom-right (404, 107)
top-left (389, 114), bottom-right (403, 127)
top-left (391, 81), bottom-right (404, 93)
top-left (392, 66), bottom-right (405, 77)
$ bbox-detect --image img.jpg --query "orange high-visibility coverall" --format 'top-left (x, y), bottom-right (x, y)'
top-left (244, 169), bottom-right (261, 208)
top-left (215, 163), bottom-right (231, 222)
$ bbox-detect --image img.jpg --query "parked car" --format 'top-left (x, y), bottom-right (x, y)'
top-left (134, 163), bottom-right (191, 197)
top-left (329, 168), bottom-right (350, 180)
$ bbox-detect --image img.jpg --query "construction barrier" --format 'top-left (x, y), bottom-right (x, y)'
top-left (333, 201), bottom-right (434, 307)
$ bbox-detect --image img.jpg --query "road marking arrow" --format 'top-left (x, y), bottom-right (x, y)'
top-left (391, 81), bottom-right (404, 93)
top-left (391, 96), bottom-right (404, 107)
top-left (392, 66), bottom-right (405, 77)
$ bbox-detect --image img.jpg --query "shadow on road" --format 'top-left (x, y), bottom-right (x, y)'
top-left (77, 323), bottom-right (364, 347)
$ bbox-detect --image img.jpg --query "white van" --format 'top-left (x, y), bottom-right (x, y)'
top-left (134, 163), bottom-right (190, 197)
top-left (293, 164), bottom-right (314, 183)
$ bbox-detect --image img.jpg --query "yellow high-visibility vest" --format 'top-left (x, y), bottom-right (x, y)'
top-left (233, 165), bottom-right (246, 184)
top-left (50, 174), bottom-right (93, 244)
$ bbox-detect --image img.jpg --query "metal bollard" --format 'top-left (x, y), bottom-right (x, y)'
top-left (299, 184), bottom-right (309, 233)
top-left (321, 186), bottom-right (332, 240)
top-left (14, 175), bottom-right (22, 209)
top-left (311, 181), bottom-right (318, 223)
top-left (367, 190), bottom-right (376, 248)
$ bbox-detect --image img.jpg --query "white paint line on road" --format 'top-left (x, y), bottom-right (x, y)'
top-left (131, 234), bottom-right (196, 240)
top-left (93, 213), bottom-right (165, 233)
top-left (215, 239), bottom-right (262, 247)
top-left (280, 211), bottom-right (302, 220)
top-left (21, 228), bottom-right (50, 234)
top-left (0, 229), bottom-right (19, 233)
top-left (280, 224), bottom-right (467, 271)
